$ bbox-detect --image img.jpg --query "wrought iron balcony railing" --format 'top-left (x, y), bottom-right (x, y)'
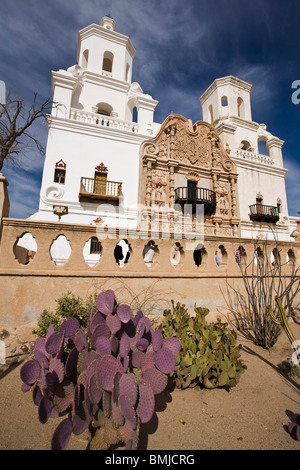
top-left (249, 204), bottom-right (279, 223)
top-left (175, 187), bottom-right (216, 215)
top-left (79, 177), bottom-right (122, 201)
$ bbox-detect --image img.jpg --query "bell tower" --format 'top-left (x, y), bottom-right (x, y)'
top-left (200, 76), bottom-right (289, 240)
top-left (34, 17), bottom-right (159, 227)
top-left (51, 16), bottom-right (158, 130)
top-left (200, 75), bottom-right (252, 125)
top-left (76, 16), bottom-right (135, 83)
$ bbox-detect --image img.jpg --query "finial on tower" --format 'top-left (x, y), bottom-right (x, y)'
top-left (100, 16), bottom-right (116, 31)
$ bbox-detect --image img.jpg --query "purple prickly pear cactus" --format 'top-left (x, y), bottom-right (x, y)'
top-left (20, 289), bottom-right (180, 450)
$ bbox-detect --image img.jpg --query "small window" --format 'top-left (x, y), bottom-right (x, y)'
top-left (126, 63), bottom-right (130, 82)
top-left (82, 49), bottom-right (89, 69)
top-left (90, 237), bottom-right (101, 254)
top-left (240, 140), bottom-right (251, 151)
top-left (208, 104), bottom-right (214, 123)
top-left (132, 106), bottom-right (138, 123)
top-left (258, 139), bottom-right (269, 156)
top-left (54, 160), bottom-right (66, 184)
top-left (54, 168), bottom-right (66, 184)
top-left (237, 97), bottom-right (245, 118)
top-left (221, 96), bottom-right (228, 107)
top-left (96, 102), bottom-right (113, 117)
top-left (102, 51), bottom-right (113, 73)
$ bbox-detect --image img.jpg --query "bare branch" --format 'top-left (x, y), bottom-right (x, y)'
top-left (0, 90), bottom-right (60, 171)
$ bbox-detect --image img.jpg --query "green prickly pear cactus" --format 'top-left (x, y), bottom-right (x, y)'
top-left (162, 301), bottom-right (247, 389)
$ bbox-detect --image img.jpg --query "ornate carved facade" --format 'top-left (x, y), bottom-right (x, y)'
top-left (139, 113), bottom-right (240, 236)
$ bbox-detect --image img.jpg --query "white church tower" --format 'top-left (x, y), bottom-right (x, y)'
top-left (30, 16), bottom-right (159, 228)
top-left (200, 76), bottom-right (291, 240)
top-left (29, 17), bottom-right (294, 243)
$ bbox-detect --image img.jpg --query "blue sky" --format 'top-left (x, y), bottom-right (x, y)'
top-left (1, 0), bottom-right (300, 218)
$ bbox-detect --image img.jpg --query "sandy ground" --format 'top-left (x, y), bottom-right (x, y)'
top-left (0, 324), bottom-right (300, 451)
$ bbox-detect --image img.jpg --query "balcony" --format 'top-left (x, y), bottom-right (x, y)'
top-left (234, 148), bottom-right (275, 166)
top-left (175, 187), bottom-right (216, 215)
top-left (79, 177), bottom-right (122, 202)
top-left (70, 109), bottom-right (139, 133)
top-left (249, 204), bottom-right (279, 223)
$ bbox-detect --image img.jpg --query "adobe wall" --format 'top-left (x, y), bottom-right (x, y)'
top-left (0, 217), bottom-right (299, 326)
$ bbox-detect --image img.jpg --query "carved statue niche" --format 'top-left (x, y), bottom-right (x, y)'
top-left (215, 181), bottom-right (230, 216)
top-left (151, 170), bottom-right (168, 206)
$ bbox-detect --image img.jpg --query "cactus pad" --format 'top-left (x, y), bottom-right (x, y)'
top-left (72, 400), bottom-right (91, 435)
top-left (136, 317), bottom-right (151, 337)
top-left (136, 338), bottom-right (149, 351)
top-left (34, 337), bottom-right (49, 357)
top-left (49, 357), bottom-right (65, 383)
top-left (98, 355), bottom-right (124, 391)
top-left (140, 351), bottom-right (155, 371)
top-left (72, 329), bottom-right (88, 351)
top-left (106, 313), bottom-right (121, 335)
top-left (136, 382), bottom-right (155, 423)
top-left (59, 317), bottom-right (79, 338)
top-left (142, 368), bottom-right (167, 394)
top-left (111, 400), bottom-right (124, 427)
top-left (87, 373), bottom-right (103, 404)
top-left (20, 359), bottom-right (40, 385)
top-left (154, 347), bottom-right (175, 374)
top-left (51, 418), bottom-right (73, 450)
top-left (119, 332), bottom-right (130, 358)
top-left (90, 311), bottom-right (105, 333)
top-left (96, 289), bottom-right (116, 316)
top-left (45, 331), bottom-right (64, 356)
top-left (131, 351), bottom-right (143, 368)
top-left (53, 380), bottom-right (74, 414)
top-left (119, 373), bottom-right (137, 406)
top-left (102, 390), bottom-right (112, 418)
top-left (95, 336), bottom-right (111, 356)
top-left (92, 322), bottom-right (111, 339)
top-left (38, 396), bottom-right (53, 424)
top-left (162, 337), bottom-right (181, 359)
top-left (119, 395), bottom-right (137, 430)
top-left (117, 304), bottom-right (132, 323)
top-left (33, 385), bottom-right (43, 405)
top-left (65, 347), bottom-right (79, 377)
top-left (152, 329), bottom-right (163, 351)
